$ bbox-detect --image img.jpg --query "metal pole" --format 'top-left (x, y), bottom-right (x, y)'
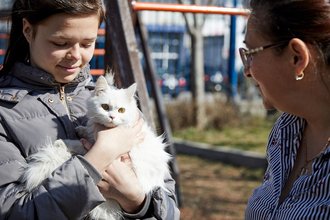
top-left (228, 0), bottom-right (238, 101)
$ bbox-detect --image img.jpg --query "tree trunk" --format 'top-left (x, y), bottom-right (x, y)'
top-left (191, 28), bottom-right (206, 130)
top-left (177, 0), bottom-right (208, 130)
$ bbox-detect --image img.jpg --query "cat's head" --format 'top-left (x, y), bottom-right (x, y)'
top-left (88, 75), bottom-right (138, 127)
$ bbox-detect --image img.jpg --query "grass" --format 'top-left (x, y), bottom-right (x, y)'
top-left (173, 115), bottom-right (275, 154)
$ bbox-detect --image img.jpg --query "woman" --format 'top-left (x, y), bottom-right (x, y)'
top-left (240, 0), bottom-right (330, 219)
top-left (0, 0), bottom-right (179, 219)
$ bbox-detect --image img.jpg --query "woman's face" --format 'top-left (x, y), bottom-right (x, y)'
top-left (243, 18), bottom-right (293, 111)
top-left (23, 13), bottom-right (99, 83)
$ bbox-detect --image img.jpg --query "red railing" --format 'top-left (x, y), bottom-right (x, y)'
top-left (0, 33), bottom-right (8, 56)
top-left (132, 1), bottom-right (249, 16)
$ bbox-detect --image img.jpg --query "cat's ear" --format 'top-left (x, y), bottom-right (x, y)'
top-left (126, 83), bottom-right (137, 99)
top-left (94, 76), bottom-right (109, 96)
top-left (104, 68), bottom-right (115, 86)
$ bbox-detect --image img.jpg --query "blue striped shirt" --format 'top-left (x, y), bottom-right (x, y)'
top-left (245, 113), bottom-right (330, 219)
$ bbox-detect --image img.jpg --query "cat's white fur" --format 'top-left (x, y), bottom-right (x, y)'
top-left (21, 74), bottom-right (171, 220)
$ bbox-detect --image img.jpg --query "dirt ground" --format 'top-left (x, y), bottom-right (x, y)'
top-left (176, 154), bottom-right (264, 220)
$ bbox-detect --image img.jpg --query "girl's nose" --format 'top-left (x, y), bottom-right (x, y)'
top-left (66, 44), bottom-right (81, 61)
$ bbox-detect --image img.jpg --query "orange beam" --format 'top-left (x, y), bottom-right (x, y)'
top-left (97, 28), bottom-right (105, 36)
top-left (131, 1), bottom-right (250, 16)
top-left (90, 69), bottom-right (104, 75)
top-left (93, 48), bottom-right (105, 56)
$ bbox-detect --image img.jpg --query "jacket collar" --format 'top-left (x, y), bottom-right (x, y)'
top-left (10, 62), bottom-right (91, 88)
top-left (0, 62), bottom-right (93, 103)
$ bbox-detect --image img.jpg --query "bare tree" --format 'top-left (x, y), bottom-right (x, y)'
top-left (177, 0), bottom-right (216, 130)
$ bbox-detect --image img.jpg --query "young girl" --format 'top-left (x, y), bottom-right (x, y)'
top-left (0, 0), bottom-right (179, 219)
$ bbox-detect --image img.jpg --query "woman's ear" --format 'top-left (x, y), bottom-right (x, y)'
top-left (22, 18), bottom-right (33, 43)
top-left (288, 38), bottom-right (309, 79)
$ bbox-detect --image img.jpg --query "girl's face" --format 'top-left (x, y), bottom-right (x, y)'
top-left (23, 13), bottom-right (99, 83)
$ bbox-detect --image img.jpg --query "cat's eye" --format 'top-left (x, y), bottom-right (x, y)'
top-left (101, 104), bottom-right (110, 111)
top-left (118, 108), bottom-right (125, 113)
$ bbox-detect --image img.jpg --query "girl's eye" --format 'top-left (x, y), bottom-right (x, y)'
top-left (81, 43), bottom-right (93, 48)
top-left (118, 108), bottom-right (125, 113)
top-left (101, 104), bottom-right (110, 111)
top-left (52, 42), bottom-right (67, 47)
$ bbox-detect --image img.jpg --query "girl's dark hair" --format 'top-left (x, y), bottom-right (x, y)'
top-left (249, 0), bottom-right (330, 65)
top-left (0, 0), bottom-right (105, 75)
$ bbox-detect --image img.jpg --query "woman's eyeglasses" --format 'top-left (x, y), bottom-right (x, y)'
top-left (239, 41), bottom-right (288, 69)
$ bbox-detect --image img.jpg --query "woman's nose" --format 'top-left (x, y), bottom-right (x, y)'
top-left (243, 67), bottom-right (252, 78)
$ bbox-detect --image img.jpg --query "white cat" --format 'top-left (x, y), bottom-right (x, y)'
top-left (21, 74), bottom-right (171, 220)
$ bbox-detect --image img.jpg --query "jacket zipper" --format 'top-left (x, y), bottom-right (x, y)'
top-left (59, 85), bottom-right (71, 119)
top-left (60, 86), bottom-right (65, 102)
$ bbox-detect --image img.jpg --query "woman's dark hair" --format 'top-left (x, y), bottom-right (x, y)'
top-left (249, 0), bottom-right (330, 65)
top-left (0, 0), bottom-right (105, 75)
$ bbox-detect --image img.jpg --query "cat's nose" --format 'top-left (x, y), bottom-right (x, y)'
top-left (109, 116), bottom-right (115, 120)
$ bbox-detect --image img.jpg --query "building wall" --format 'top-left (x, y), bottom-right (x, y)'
top-left (138, 0), bottom-right (248, 95)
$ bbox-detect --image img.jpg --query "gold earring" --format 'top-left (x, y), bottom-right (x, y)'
top-left (296, 72), bottom-right (304, 81)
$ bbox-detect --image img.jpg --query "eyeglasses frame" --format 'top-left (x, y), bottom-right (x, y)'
top-left (239, 41), bottom-right (288, 69)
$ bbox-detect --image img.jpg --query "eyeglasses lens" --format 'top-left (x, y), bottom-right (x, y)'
top-left (239, 48), bottom-right (249, 69)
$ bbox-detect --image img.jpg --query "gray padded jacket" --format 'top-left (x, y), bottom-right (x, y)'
top-left (0, 62), bottom-right (180, 220)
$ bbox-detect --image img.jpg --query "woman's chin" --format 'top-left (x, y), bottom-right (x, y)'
top-left (262, 99), bottom-right (276, 110)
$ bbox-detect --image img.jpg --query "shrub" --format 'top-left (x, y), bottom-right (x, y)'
top-left (165, 96), bottom-right (243, 131)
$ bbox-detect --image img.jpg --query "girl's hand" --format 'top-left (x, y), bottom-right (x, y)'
top-left (98, 154), bottom-right (146, 213)
top-left (84, 116), bottom-right (145, 174)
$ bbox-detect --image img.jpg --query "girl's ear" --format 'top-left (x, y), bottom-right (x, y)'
top-left (288, 38), bottom-right (309, 79)
top-left (22, 18), bottom-right (33, 43)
